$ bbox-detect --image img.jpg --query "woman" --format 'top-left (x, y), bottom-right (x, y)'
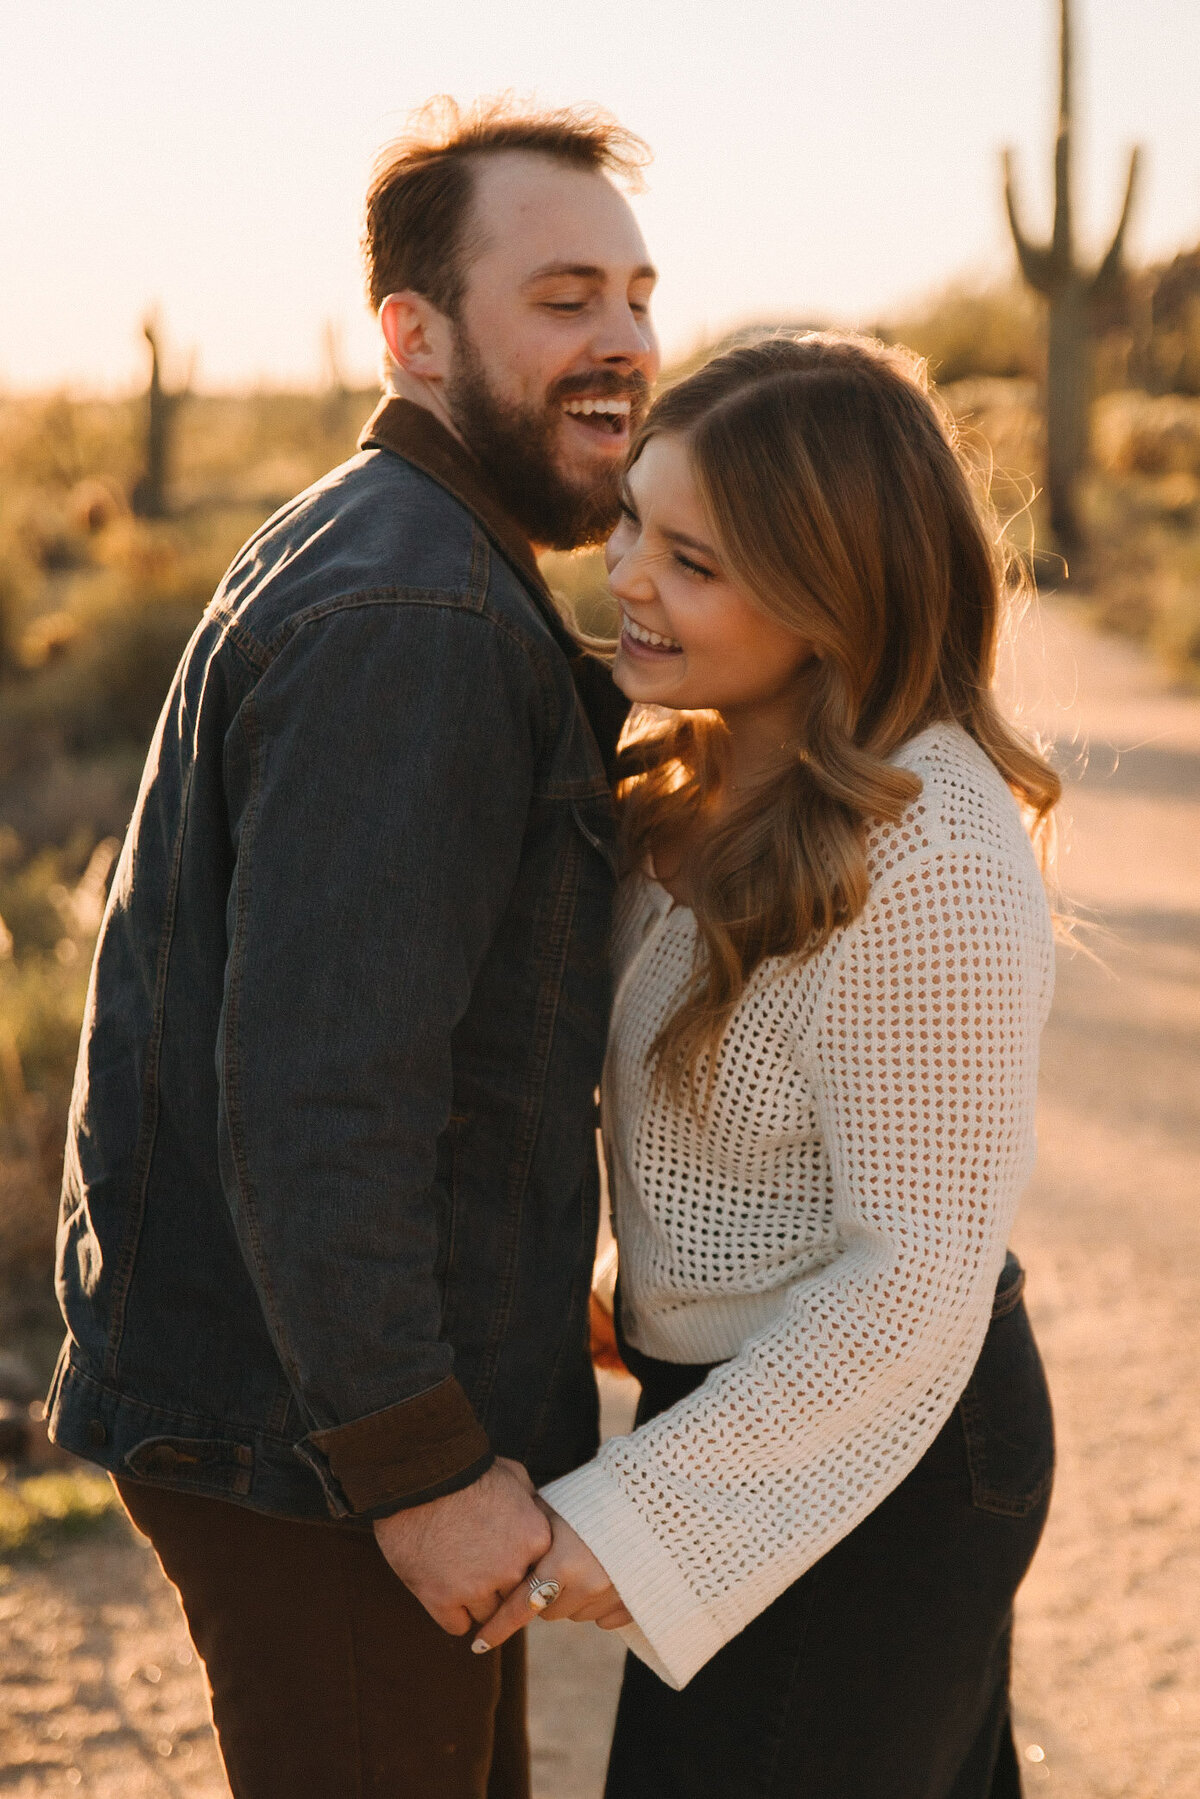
top-left (476, 332), bottom-right (1060, 1798)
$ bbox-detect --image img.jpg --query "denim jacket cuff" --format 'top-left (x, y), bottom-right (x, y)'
top-left (304, 1377), bottom-right (493, 1515)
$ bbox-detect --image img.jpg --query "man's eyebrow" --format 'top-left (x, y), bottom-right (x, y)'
top-left (523, 261), bottom-right (658, 285)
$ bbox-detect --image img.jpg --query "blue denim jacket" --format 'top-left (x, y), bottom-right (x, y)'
top-left (48, 399), bottom-right (628, 1521)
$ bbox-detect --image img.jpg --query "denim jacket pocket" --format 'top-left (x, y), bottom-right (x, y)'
top-left (957, 1286), bottom-right (1055, 1518)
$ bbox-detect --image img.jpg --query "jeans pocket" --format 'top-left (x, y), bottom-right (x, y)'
top-left (958, 1297), bottom-right (1055, 1517)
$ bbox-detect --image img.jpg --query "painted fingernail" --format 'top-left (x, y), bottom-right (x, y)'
top-left (471, 1639), bottom-right (491, 1654)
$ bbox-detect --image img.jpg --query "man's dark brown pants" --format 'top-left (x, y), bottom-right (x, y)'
top-left (116, 1478), bottom-right (530, 1799)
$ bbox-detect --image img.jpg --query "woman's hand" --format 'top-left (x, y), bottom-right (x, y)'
top-left (471, 1506), bottom-right (632, 1654)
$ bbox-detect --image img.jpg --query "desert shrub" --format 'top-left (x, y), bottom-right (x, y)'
top-left (0, 1468), bottom-right (119, 1560)
top-left (883, 283), bottom-right (1043, 385)
top-left (1075, 468), bottom-right (1200, 681)
top-left (0, 394), bottom-right (142, 498)
top-left (0, 838), bottom-right (114, 1094)
top-left (0, 837), bottom-right (119, 1297)
top-left (1094, 392), bottom-right (1200, 478)
top-left (1145, 250), bottom-right (1200, 396)
top-left (0, 562), bottom-right (214, 776)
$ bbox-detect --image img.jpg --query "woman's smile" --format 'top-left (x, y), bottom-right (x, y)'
top-left (619, 609), bottom-right (684, 657)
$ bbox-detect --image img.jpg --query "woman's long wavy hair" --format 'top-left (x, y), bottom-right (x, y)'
top-left (616, 332), bottom-right (1061, 1106)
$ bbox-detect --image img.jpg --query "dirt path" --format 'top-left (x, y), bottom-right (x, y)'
top-left (1, 601), bottom-right (1196, 1797)
top-left (1000, 602), bottom-right (1200, 1798)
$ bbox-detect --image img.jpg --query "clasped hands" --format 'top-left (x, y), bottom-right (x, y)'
top-left (373, 1457), bottom-right (631, 1653)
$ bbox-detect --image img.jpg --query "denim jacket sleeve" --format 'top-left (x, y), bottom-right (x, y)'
top-left (217, 593), bottom-right (544, 1516)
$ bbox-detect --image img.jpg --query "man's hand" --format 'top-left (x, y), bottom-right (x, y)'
top-left (373, 1457), bottom-right (551, 1636)
top-left (470, 1506), bottom-right (632, 1654)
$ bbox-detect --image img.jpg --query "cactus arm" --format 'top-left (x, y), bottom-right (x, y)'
top-left (1091, 146), bottom-right (1142, 305)
top-left (143, 318), bottom-right (162, 399)
top-left (1003, 150), bottom-right (1057, 294)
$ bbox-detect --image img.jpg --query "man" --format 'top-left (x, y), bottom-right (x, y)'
top-left (47, 100), bottom-right (660, 1798)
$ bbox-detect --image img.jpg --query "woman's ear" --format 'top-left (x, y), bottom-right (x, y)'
top-left (379, 291), bottom-right (455, 385)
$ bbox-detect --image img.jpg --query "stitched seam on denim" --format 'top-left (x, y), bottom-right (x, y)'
top-left (263, 589), bottom-right (560, 753)
top-left (970, 1461), bottom-right (1054, 1519)
top-left (522, 1155), bottom-right (599, 1452)
top-left (268, 1370), bottom-right (294, 1438)
top-left (520, 804), bottom-right (613, 1446)
top-left (219, 687), bottom-right (312, 1414)
top-left (207, 601), bottom-right (272, 674)
top-left (957, 1380), bottom-right (989, 1471)
top-left (124, 1435), bottom-right (254, 1496)
top-left (536, 774), bottom-right (613, 801)
top-left (476, 825), bottom-right (583, 1414)
top-left (264, 584), bottom-right (557, 683)
top-left (990, 1269), bottom-right (1026, 1319)
top-left (468, 520), bottom-right (490, 607)
top-left (60, 1348), bottom-right (310, 1446)
top-left (958, 1381), bottom-right (1053, 1516)
top-left (102, 768), bottom-right (195, 1382)
top-left (434, 1120), bottom-right (462, 1338)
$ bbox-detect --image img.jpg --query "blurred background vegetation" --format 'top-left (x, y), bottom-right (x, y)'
top-left (2, 250), bottom-right (1200, 1379)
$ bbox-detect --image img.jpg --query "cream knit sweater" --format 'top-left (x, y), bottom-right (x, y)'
top-left (541, 723), bottom-right (1055, 1690)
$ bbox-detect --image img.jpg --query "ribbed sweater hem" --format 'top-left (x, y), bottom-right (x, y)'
top-left (540, 1460), bottom-right (727, 1690)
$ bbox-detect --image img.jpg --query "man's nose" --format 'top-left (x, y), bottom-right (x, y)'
top-left (592, 299), bottom-right (658, 370)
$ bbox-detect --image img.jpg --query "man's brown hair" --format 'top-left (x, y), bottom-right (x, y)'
top-left (363, 96), bottom-right (650, 321)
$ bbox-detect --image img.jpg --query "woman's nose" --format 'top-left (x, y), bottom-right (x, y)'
top-left (607, 542), bottom-right (656, 604)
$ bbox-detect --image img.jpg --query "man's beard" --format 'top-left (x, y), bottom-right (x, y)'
top-left (445, 333), bottom-right (649, 552)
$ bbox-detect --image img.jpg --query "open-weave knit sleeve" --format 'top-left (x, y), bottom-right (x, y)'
top-left (542, 840), bottom-right (1053, 1690)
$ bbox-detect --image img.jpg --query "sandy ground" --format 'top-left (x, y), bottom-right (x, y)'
top-left (0, 599), bottom-right (1196, 1797)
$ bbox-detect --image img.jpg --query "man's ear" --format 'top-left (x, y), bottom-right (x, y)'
top-left (379, 291), bottom-right (455, 385)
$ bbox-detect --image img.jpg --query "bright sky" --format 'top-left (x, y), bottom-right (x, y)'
top-left (3, 0), bottom-right (1198, 393)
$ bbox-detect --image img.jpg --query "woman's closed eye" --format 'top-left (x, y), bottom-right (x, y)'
top-left (674, 551), bottom-right (716, 580)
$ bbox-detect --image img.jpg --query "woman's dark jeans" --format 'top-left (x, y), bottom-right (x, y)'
top-left (606, 1253), bottom-right (1053, 1799)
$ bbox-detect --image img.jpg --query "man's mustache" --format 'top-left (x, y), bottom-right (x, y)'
top-left (549, 370), bottom-right (652, 411)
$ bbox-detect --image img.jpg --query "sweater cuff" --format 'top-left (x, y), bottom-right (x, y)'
top-left (541, 1459), bottom-right (727, 1690)
top-left (302, 1377), bottom-right (493, 1517)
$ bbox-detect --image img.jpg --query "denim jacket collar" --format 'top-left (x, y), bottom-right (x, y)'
top-left (359, 395), bottom-right (630, 780)
top-left (359, 396), bottom-right (576, 656)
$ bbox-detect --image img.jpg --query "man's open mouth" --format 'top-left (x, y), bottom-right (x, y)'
top-left (561, 397), bottom-right (633, 437)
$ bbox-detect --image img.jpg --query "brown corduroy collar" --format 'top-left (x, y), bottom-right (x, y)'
top-left (358, 394), bottom-right (574, 647)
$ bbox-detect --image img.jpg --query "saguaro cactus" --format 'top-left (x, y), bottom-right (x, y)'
top-left (1003, 0), bottom-right (1140, 552)
top-left (131, 316), bottom-right (189, 519)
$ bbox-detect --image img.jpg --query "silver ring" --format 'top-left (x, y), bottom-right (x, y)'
top-left (526, 1576), bottom-right (561, 1613)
